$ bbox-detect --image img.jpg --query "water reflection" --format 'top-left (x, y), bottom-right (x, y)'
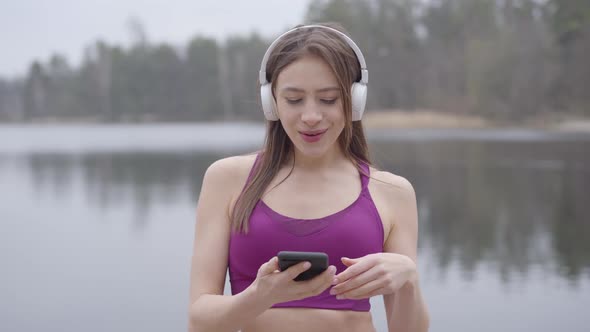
top-left (13, 152), bottom-right (228, 230)
top-left (371, 140), bottom-right (590, 284)
top-left (2, 139), bottom-right (589, 284)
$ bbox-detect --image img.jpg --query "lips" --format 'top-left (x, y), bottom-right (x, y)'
top-left (299, 129), bottom-right (327, 143)
top-left (299, 129), bottom-right (327, 136)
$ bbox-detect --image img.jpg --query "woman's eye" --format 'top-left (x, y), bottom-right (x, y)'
top-left (321, 98), bottom-right (337, 105)
top-left (286, 98), bottom-right (302, 105)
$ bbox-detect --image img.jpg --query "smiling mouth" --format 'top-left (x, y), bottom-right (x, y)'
top-left (300, 130), bottom-right (327, 136)
top-left (299, 129), bottom-right (327, 143)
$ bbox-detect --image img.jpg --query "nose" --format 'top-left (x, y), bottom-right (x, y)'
top-left (301, 106), bottom-right (322, 127)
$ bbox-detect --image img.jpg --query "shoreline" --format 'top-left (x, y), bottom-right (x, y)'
top-left (1, 110), bottom-right (589, 133)
top-left (361, 110), bottom-right (590, 133)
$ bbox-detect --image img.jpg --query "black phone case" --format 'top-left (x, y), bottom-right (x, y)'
top-left (277, 251), bottom-right (329, 281)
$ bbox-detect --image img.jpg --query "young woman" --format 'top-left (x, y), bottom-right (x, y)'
top-left (188, 23), bottom-right (430, 332)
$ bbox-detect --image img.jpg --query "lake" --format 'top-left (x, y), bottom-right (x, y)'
top-left (1, 123), bottom-right (589, 331)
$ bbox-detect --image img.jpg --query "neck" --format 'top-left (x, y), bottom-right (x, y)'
top-left (291, 145), bottom-right (347, 172)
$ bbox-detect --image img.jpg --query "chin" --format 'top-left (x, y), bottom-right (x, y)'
top-left (293, 139), bottom-right (336, 158)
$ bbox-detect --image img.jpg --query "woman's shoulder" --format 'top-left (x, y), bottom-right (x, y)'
top-left (368, 166), bottom-right (416, 201)
top-left (203, 152), bottom-right (259, 190)
top-left (367, 167), bottom-right (418, 235)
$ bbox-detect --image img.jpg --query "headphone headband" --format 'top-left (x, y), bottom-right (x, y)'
top-left (258, 25), bottom-right (369, 86)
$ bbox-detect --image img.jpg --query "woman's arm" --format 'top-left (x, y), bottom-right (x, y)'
top-left (187, 157), bottom-right (269, 332)
top-left (329, 172), bottom-right (430, 331)
top-left (382, 176), bottom-right (429, 332)
top-left (187, 156), bottom-right (336, 332)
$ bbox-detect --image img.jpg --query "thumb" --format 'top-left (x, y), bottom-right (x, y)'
top-left (341, 257), bottom-right (360, 267)
top-left (258, 256), bottom-right (279, 277)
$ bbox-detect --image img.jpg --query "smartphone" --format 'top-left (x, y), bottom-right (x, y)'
top-left (277, 251), bottom-right (329, 281)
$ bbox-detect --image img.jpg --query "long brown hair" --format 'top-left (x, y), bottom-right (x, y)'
top-left (231, 22), bottom-right (372, 233)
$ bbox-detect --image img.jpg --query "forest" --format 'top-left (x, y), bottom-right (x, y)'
top-left (0, 0), bottom-right (588, 123)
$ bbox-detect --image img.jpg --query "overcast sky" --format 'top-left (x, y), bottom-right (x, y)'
top-left (1, 0), bottom-right (311, 79)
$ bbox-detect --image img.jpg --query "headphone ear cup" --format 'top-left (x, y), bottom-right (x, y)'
top-left (260, 84), bottom-right (279, 121)
top-left (351, 82), bottom-right (367, 121)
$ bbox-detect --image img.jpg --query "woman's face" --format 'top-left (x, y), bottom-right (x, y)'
top-left (274, 54), bottom-right (345, 158)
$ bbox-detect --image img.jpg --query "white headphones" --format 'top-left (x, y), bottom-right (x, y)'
top-left (259, 25), bottom-right (369, 121)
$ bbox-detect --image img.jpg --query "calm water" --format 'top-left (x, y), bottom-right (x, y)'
top-left (1, 124), bottom-right (589, 332)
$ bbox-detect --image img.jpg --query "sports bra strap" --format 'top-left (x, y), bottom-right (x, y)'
top-left (358, 161), bottom-right (370, 192)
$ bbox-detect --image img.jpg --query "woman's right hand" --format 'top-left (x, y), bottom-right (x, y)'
top-left (248, 256), bottom-right (336, 307)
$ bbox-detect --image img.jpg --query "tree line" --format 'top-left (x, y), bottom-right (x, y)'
top-left (0, 0), bottom-right (588, 123)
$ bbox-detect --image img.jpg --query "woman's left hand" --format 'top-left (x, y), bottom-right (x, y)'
top-left (330, 253), bottom-right (417, 300)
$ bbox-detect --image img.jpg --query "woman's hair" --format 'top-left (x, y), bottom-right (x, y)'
top-left (231, 22), bottom-right (372, 233)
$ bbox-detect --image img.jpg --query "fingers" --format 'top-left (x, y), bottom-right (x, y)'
top-left (339, 281), bottom-right (386, 300)
top-left (297, 265), bottom-right (337, 297)
top-left (309, 265), bottom-right (337, 291)
top-left (341, 257), bottom-right (360, 267)
top-left (330, 267), bottom-right (378, 295)
top-left (254, 258), bottom-right (339, 305)
top-left (333, 258), bottom-right (374, 284)
top-left (284, 261), bottom-right (312, 281)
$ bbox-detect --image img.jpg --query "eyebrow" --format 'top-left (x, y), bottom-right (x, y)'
top-left (280, 86), bottom-right (340, 93)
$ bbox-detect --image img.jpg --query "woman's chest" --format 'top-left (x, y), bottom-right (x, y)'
top-left (228, 197), bottom-right (385, 282)
top-left (261, 177), bottom-right (362, 220)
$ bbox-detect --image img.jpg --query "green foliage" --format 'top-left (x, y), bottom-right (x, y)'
top-left (23, 61), bottom-right (48, 119)
top-left (186, 37), bottom-right (222, 120)
top-left (6, 0), bottom-right (590, 122)
top-left (549, 0), bottom-right (590, 45)
top-left (224, 33), bottom-right (267, 120)
top-left (547, 0), bottom-right (590, 114)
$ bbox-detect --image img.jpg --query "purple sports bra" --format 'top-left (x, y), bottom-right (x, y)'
top-left (228, 154), bottom-right (384, 311)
